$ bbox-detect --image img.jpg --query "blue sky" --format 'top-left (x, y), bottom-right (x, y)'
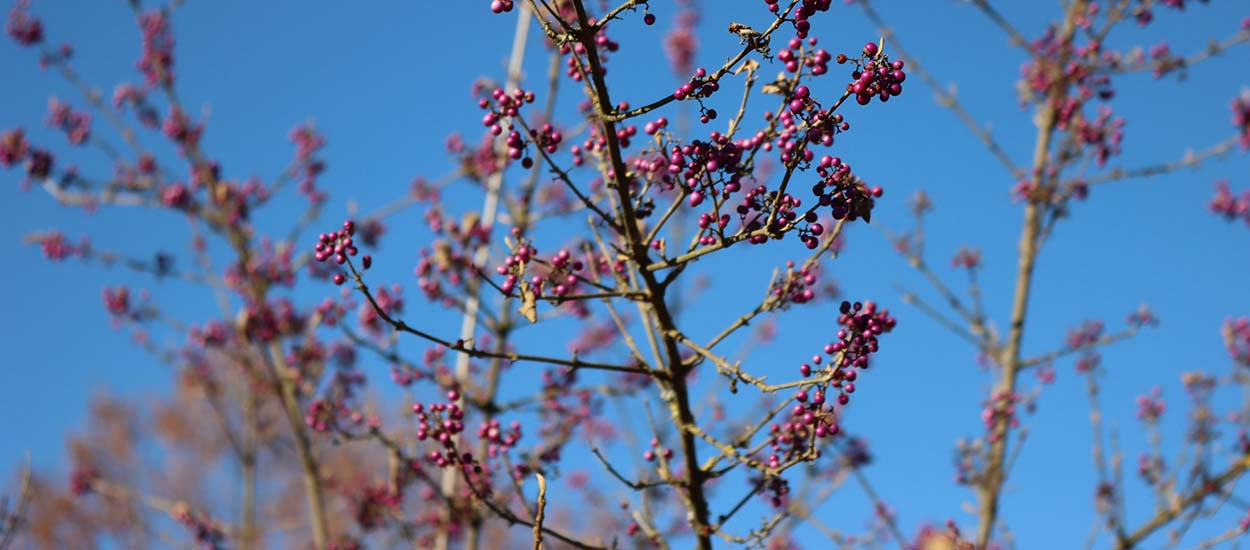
top-left (2, 1), bottom-right (1249, 548)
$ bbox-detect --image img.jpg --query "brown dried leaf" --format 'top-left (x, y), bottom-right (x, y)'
top-left (433, 241), bottom-right (453, 270)
top-left (735, 58), bottom-right (759, 76)
top-left (518, 280), bottom-right (538, 323)
top-left (761, 73), bottom-right (791, 95)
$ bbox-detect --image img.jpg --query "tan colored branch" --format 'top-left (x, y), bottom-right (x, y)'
top-left (531, 473), bottom-right (547, 550)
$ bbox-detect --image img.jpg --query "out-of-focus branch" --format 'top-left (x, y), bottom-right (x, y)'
top-left (977, 2), bottom-right (1085, 545)
top-left (1115, 454), bottom-right (1250, 549)
top-left (966, 0), bottom-right (1033, 51)
top-left (1080, 136), bottom-right (1239, 187)
top-left (0, 460), bottom-right (32, 550)
top-left (1020, 326), bottom-right (1140, 368)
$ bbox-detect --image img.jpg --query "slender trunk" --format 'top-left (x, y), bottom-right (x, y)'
top-left (268, 342), bottom-right (331, 549)
top-left (975, 3), bottom-right (1082, 545)
top-left (436, 7), bottom-right (532, 550)
top-left (566, 1), bottom-right (713, 546)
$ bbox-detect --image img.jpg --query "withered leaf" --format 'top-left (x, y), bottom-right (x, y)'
top-left (461, 211), bottom-right (480, 233)
top-left (735, 58), bottom-right (759, 76)
top-left (727, 22), bottom-right (760, 39)
top-left (433, 241), bottom-right (453, 270)
top-left (855, 199), bottom-right (875, 224)
top-left (518, 280), bottom-right (538, 323)
top-left (761, 73), bottom-right (791, 95)
top-left (728, 22), bottom-right (770, 57)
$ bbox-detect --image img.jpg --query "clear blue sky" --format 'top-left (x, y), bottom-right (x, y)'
top-left (2, 1), bottom-right (1249, 548)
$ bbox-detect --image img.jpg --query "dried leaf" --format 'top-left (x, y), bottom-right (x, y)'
top-left (728, 22), bottom-right (770, 57)
top-left (735, 58), bottom-right (759, 76)
top-left (761, 73), bottom-right (791, 95)
top-left (462, 211), bottom-right (480, 232)
top-left (518, 281), bottom-right (538, 323)
top-left (855, 199), bottom-right (875, 224)
top-left (433, 241), bottom-right (453, 270)
top-left (727, 22), bottom-right (759, 39)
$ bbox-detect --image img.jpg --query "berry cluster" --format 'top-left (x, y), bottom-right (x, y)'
top-left (1225, 316), bottom-right (1250, 367)
top-left (33, 231), bottom-right (85, 261)
top-left (777, 37), bottom-right (833, 76)
top-left (314, 220), bottom-right (362, 285)
top-left (797, 301), bottom-right (896, 409)
top-left (951, 247), bottom-right (981, 269)
top-left (752, 474), bottom-right (791, 508)
top-left (735, 184), bottom-right (803, 244)
top-left (0, 128), bottom-right (28, 168)
top-left (174, 509), bottom-right (224, 550)
top-left (667, 136), bottom-right (746, 201)
top-left (25, 148), bottom-right (53, 182)
top-left (840, 41), bottom-right (907, 105)
top-left (137, 10), bottom-right (175, 87)
top-left (162, 107), bottom-right (203, 149)
top-left (479, 87), bottom-right (535, 134)
top-left (102, 286), bottom-right (132, 317)
top-left (558, 30), bottom-right (619, 82)
top-left (496, 241), bottom-right (536, 295)
top-left (572, 123), bottom-right (639, 166)
top-left (529, 123), bottom-right (564, 162)
top-left (539, 248), bottom-right (585, 297)
top-left (479, 87), bottom-right (546, 166)
top-left (695, 212), bottom-right (732, 245)
top-left (771, 0), bottom-right (832, 38)
top-left (642, 438), bottom-right (674, 463)
top-left (1067, 319), bottom-right (1105, 373)
top-left (642, 116), bottom-right (669, 136)
top-left (5, 0), bottom-right (42, 46)
top-left (305, 399), bottom-right (347, 433)
top-left (69, 466), bottom-right (96, 496)
top-left (46, 98), bottom-right (91, 146)
top-left (413, 396), bottom-right (466, 459)
top-left (1147, 41), bottom-right (1183, 79)
top-left (238, 299), bottom-right (305, 342)
top-left (112, 83), bottom-right (161, 128)
top-left (1235, 89), bottom-right (1250, 150)
top-left (828, 300), bottom-right (895, 375)
top-left (1066, 319), bottom-right (1105, 349)
top-left (352, 484), bottom-right (402, 530)
top-left (289, 124), bottom-right (328, 202)
top-left (1126, 305), bottom-right (1158, 327)
top-left (1070, 105), bottom-right (1124, 167)
top-left (769, 260), bottom-right (825, 305)
top-left (189, 321), bottom-right (229, 348)
top-left (673, 67), bottom-right (720, 102)
top-left (980, 391), bottom-right (1021, 441)
top-left (811, 155), bottom-right (881, 223)
top-left (0, 127), bottom-right (56, 186)
top-left (227, 238), bottom-right (297, 289)
top-left (1137, 452), bottom-right (1165, 485)
top-left (488, 0), bottom-right (514, 13)
top-left (1210, 180), bottom-right (1250, 224)
top-left (953, 438), bottom-right (984, 485)
top-left (498, 243), bottom-right (591, 300)
top-left (477, 417), bottom-right (523, 459)
top-left (775, 385), bottom-right (839, 454)
top-left (1134, 387), bottom-right (1165, 422)
top-left (770, 95), bottom-right (849, 167)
